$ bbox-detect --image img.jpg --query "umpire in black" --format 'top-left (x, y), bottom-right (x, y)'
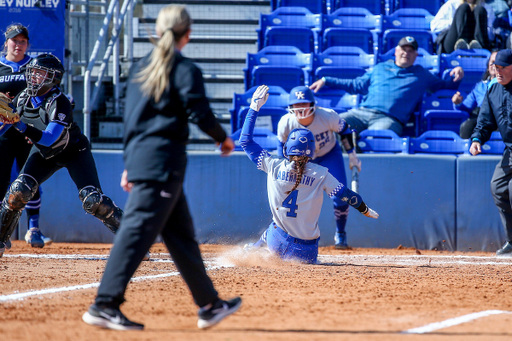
top-left (83, 5), bottom-right (241, 331)
top-left (470, 49), bottom-right (512, 257)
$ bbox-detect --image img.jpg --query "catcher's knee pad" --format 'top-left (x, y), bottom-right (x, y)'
top-left (5, 174), bottom-right (39, 211)
top-left (79, 186), bottom-right (123, 234)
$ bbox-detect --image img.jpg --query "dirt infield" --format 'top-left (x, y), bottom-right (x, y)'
top-left (1, 241), bottom-right (511, 341)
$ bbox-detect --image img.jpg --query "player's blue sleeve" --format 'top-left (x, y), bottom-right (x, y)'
top-left (239, 108), bottom-right (265, 165)
top-left (14, 121), bottom-right (66, 147)
top-left (277, 139), bottom-right (284, 157)
top-left (329, 183), bottom-right (370, 214)
top-left (0, 122), bottom-right (12, 136)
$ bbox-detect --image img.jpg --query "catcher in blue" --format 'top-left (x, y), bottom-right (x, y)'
top-left (240, 85), bottom-right (378, 264)
top-left (0, 54), bottom-right (149, 260)
top-left (277, 85), bottom-right (361, 249)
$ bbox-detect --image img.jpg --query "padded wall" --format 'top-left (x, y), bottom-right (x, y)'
top-left (457, 155), bottom-right (506, 252)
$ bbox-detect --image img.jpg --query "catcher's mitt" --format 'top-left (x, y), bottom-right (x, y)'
top-left (0, 92), bottom-right (19, 125)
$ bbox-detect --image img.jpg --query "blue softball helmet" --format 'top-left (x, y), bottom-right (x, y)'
top-left (288, 86), bottom-right (316, 119)
top-left (283, 128), bottom-right (316, 159)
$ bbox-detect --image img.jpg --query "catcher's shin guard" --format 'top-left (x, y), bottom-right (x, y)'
top-left (0, 204), bottom-right (22, 243)
top-left (79, 186), bottom-right (123, 233)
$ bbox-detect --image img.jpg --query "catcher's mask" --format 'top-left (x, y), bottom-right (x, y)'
top-left (288, 85), bottom-right (316, 119)
top-left (283, 128), bottom-right (316, 160)
top-left (26, 54), bottom-right (64, 96)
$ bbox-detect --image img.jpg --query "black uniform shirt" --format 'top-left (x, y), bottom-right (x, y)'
top-left (15, 88), bottom-right (82, 159)
top-left (472, 78), bottom-right (512, 165)
top-left (123, 52), bottom-right (227, 182)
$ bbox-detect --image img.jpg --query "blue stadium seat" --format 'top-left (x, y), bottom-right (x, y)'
top-left (276, 0), bottom-right (328, 14)
top-left (314, 88), bottom-right (360, 112)
top-left (422, 110), bottom-right (469, 134)
top-left (264, 26), bottom-right (319, 53)
top-left (230, 86), bottom-right (289, 133)
top-left (480, 131), bottom-right (505, 155)
top-left (382, 29), bottom-right (435, 54)
top-left (357, 129), bottom-right (410, 153)
top-left (409, 130), bottom-right (469, 154)
top-left (333, 0), bottom-right (386, 15)
top-left (258, 7), bottom-right (322, 50)
top-left (382, 8), bottom-right (434, 31)
top-left (420, 90), bottom-right (466, 134)
top-left (232, 127), bottom-right (279, 151)
top-left (313, 46), bottom-right (374, 81)
top-left (393, 0), bottom-right (442, 16)
top-left (322, 28), bottom-right (378, 54)
top-left (440, 49), bottom-right (490, 94)
top-left (237, 107), bottom-right (288, 132)
top-left (244, 46), bottom-right (312, 91)
top-left (323, 7), bottom-right (382, 31)
top-left (377, 47), bottom-right (439, 74)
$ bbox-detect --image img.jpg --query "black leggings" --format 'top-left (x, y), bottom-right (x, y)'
top-left (443, 3), bottom-right (490, 54)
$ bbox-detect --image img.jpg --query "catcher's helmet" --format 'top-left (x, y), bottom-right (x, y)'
top-left (26, 54), bottom-right (65, 96)
top-left (283, 128), bottom-right (316, 159)
top-left (288, 86), bottom-right (315, 119)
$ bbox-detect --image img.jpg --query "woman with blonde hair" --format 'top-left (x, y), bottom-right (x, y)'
top-left (431, 0), bottom-right (495, 53)
top-left (83, 5), bottom-right (239, 331)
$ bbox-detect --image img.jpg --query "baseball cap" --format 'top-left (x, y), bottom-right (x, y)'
top-left (398, 36), bottom-right (418, 50)
top-left (5, 26), bottom-right (29, 41)
top-left (494, 49), bottom-right (512, 67)
top-left (288, 86), bottom-right (315, 106)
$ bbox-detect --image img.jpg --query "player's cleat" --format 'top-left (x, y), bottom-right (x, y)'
top-left (5, 239), bottom-right (11, 249)
top-left (0, 241), bottom-right (5, 258)
top-left (82, 304), bottom-right (144, 330)
top-left (334, 232), bottom-right (348, 250)
top-left (197, 297), bottom-right (242, 329)
top-left (496, 242), bottom-right (512, 258)
top-left (25, 228), bottom-right (45, 248)
top-left (40, 232), bottom-right (53, 246)
top-left (143, 251), bottom-right (150, 261)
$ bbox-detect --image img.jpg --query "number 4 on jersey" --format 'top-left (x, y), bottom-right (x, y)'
top-left (282, 190), bottom-right (298, 217)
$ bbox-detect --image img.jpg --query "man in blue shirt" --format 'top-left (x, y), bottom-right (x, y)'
top-left (470, 49), bottom-right (512, 257)
top-left (310, 36), bottom-right (465, 136)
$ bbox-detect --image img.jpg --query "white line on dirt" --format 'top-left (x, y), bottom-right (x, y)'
top-left (317, 254), bottom-right (512, 266)
top-left (403, 310), bottom-right (511, 334)
top-left (0, 264), bottom-right (230, 303)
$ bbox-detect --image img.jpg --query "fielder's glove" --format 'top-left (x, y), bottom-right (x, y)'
top-left (250, 85), bottom-right (269, 112)
top-left (0, 92), bottom-right (19, 125)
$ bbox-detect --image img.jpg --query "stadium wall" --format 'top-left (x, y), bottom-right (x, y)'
top-left (17, 151), bottom-right (504, 252)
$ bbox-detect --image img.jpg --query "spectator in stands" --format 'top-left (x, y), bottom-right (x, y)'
top-left (470, 49), bottom-right (512, 257)
top-left (453, 50), bottom-right (498, 138)
top-left (309, 36), bottom-right (464, 136)
top-left (485, 0), bottom-right (510, 18)
top-left (431, 0), bottom-right (495, 54)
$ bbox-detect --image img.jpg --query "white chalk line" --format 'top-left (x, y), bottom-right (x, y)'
top-left (403, 310), bottom-right (512, 334)
top-left (318, 254), bottom-right (512, 266)
top-left (0, 264), bottom-right (230, 303)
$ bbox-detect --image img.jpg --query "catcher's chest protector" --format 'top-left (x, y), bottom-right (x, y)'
top-left (17, 91), bottom-right (57, 130)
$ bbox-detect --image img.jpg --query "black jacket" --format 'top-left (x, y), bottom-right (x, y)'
top-left (123, 52), bottom-right (227, 182)
top-left (472, 78), bottom-right (512, 164)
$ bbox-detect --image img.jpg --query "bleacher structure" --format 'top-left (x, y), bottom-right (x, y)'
top-left (76, 0), bottom-right (502, 155)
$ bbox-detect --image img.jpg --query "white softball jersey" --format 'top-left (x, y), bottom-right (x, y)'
top-left (277, 107), bottom-right (346, 159)
top-left (257, 152), bottom-right (343, 240)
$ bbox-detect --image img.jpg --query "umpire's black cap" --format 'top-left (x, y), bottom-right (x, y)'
top-left (494, 49), bottom-right (512, 67)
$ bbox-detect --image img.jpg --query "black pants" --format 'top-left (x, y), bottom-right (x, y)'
top-left (21, 135), bottom-right (101, 191)
top-left (490, 153), bottom-right (512, 242)
top-left (95, 175), bottom-right (218, 308)
top-left (443, 3), bottom-right (490, 54)
top-left (0, 130), bottom-right (41, 221)
top-left (459, 116), bottom-right (478, 139)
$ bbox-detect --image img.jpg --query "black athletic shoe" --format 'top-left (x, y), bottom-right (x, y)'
top-left (82, 304), bottom-right (144, 330)
top-left (496, 242), bottom-right (512, 258)
top-left (197, 297), bottom-right (242, 329)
